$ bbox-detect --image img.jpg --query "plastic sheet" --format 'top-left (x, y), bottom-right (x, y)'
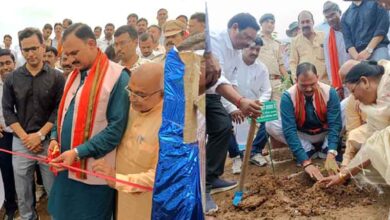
top-left (152, 48), bottom-right (204, 219)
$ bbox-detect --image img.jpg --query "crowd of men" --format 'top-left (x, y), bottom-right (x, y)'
top-left (2, 0), bottom-right (390, 218)
top-left (204, 0), bottom-right (390, 215)
top-left (0, 8), bottom-right (206, 220)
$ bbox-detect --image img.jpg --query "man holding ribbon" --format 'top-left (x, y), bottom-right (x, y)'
top-left (48, 23), bottom-right (129, 220)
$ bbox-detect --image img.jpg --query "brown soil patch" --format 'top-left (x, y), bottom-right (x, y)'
top-left (211, 159), bottom-right (390, 220)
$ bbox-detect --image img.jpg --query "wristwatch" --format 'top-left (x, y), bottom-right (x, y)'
top-left (328, 149), bottom-right (338, 157)
top-left (37, 131), bottom-right (45, 141)
top-left (73, 148), bottom-right (81, 161)
top-left (366, 47), bottom-right (374, 54)
top-left (338, 171), bottom-right (348, 180)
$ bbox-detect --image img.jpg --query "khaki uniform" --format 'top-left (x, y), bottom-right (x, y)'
top-left (258, 34), bottom-right (284, 103)
top-left (289, 31), bottom-right (329, 84)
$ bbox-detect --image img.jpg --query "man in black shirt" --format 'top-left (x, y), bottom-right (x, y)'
top-left (2, 27), bottom-right (65, 220)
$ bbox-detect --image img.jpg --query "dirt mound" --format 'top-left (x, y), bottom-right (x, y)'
top-left (215, 171), bottom-right (378, 219)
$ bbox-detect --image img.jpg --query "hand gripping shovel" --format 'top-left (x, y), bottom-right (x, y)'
top-left (233, 118), bottom-right (257, 206)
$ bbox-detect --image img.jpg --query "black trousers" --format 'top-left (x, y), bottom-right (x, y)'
top-left (0, 132), bottom-right (17, 214)
top-left (206, 94), bottom-right (232, 191)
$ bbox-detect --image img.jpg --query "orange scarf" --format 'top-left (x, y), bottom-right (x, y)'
top-left (57, 50), bottom-right (109, 179)
top-left (295, 86), bottom-right (328, 130)
top-left (328, 28), bottom-right (342, 90)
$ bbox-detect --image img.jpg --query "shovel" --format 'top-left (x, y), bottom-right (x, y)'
top-left (233, 118), bottom-right (257, 206)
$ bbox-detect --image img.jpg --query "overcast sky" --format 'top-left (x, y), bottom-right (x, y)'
top-left (208, 0), bottom-right (351, 39)
top-left (1, 0), bottom-right (351, 48)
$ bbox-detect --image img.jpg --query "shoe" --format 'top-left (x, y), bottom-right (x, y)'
top-left (205, 193), bottom-right (218, 215)
top-left (35, 184), bottom-right (46, 202)
top-left (250, 153), bottom-right (267, 167)
top-left (310, 151), bottom-right (319, 160)
top-left (3, 211), bottom-right (16, 220)
top-left (231, 156), bottom-right (242, 174)
top-left (318, 151), bottom-right (327, 159)
top-left (210, 178), bottom-right (238, 195)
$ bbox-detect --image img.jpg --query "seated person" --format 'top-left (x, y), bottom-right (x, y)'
top-left (266, 62), bottom-right (342, 181)
top-left (92, 63), bottom-right (164, 220)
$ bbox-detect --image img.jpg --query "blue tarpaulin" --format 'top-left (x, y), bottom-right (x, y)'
top-left (152, 48), bottom-right (204, 220)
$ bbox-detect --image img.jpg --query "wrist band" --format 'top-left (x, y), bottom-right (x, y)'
top-left (303, 162), bottom-right (313, 169)
top-left (236, 97), bottom-right (245, 108)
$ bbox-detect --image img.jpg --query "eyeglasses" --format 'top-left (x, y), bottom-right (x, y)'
top-left (22, 46), bottom-right (40, 53)
top-left (124, 85), bottom-right (161, 100)
top-left (349, 79), bottom-right (362, 94)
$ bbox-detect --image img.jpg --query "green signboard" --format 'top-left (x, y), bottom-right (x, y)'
top-left (256, 100), bottom-right (278, 122)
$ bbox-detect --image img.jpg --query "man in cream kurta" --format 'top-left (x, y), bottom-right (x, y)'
top-left (342, 60), bottom-right (390, 167)
top-left (93, 62), bottom-right (164, 220)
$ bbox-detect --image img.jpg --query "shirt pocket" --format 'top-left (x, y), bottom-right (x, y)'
top-left (249, 76), bottom-right (260, 95)
top-left (315, 44), bottom-right (325, 61)
top-left (134, 138), bottom-right (158, 170)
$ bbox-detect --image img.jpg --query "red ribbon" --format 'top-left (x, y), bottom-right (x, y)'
top-left (0, 148), bottom-right (153, 192)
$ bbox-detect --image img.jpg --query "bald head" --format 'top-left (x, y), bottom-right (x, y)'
top-left (132, 63), bottom-right (163, 90)
top-left (129, 62), bottom-right (164, 112)
top-left (339, 60), bottom-right (360, 82)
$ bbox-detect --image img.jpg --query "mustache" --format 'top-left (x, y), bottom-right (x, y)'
top-left (62, 65), bottom-right (72, 69)
top-left (302, 26), bottom-right (311, 31)
top-left (72, 61), bottom-right (80, 65)
top-left (165, 41), bottom-right (174, 47)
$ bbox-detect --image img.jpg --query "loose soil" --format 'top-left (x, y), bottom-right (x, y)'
top-left (209, 157), bottom-right (390, 220)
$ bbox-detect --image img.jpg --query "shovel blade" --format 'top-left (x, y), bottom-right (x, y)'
top-left (232, 191), bottom-right (243, 206)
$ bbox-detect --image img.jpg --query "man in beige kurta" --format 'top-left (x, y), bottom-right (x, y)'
top-left (290, 11), bottom-right (328, 84)
top-left (321, 59), bottom-right (390, 186)
top-left (343, 60), bottom-right (390, 167)
top-left (93, 63), bottom-right (164, 220)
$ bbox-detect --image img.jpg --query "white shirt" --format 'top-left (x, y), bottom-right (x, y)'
top-left (0, 79), bottom-right (13, 133)
top-left (222, 58), bottom-right (272, 113)
top-left (206, 30), bottom-right (242, 94)
top-left (140, 50), bottom-right (163, 60)
top-left (97, 38), bottom-right (114, 52)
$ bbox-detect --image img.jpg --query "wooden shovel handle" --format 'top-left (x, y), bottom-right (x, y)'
top-left (238, 119), bottom-right (257, 191)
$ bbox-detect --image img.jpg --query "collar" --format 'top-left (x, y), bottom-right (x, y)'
top-left (22, 62), bottom-right (49, 77)
top-left (351, 0), bottom-right (364, 8)
top-left (222, 30), bottom-right (234, 51)
top-left (137, 99), bottom-right (163, 116)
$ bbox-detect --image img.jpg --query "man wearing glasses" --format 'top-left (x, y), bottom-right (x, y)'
top-left (2, 28), bottom-right (65, 220)
top-left (92, 62), bottom-right (164, 219)
top-left (267, 62), bottom-right (342, 181)
top-left (47, 23), bottom-right (129, 220)
top-left (321, 60), bottom-right (390, 187)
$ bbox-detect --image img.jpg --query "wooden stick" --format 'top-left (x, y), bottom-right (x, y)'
top-left (238, 118), bottom-right (257, 192)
